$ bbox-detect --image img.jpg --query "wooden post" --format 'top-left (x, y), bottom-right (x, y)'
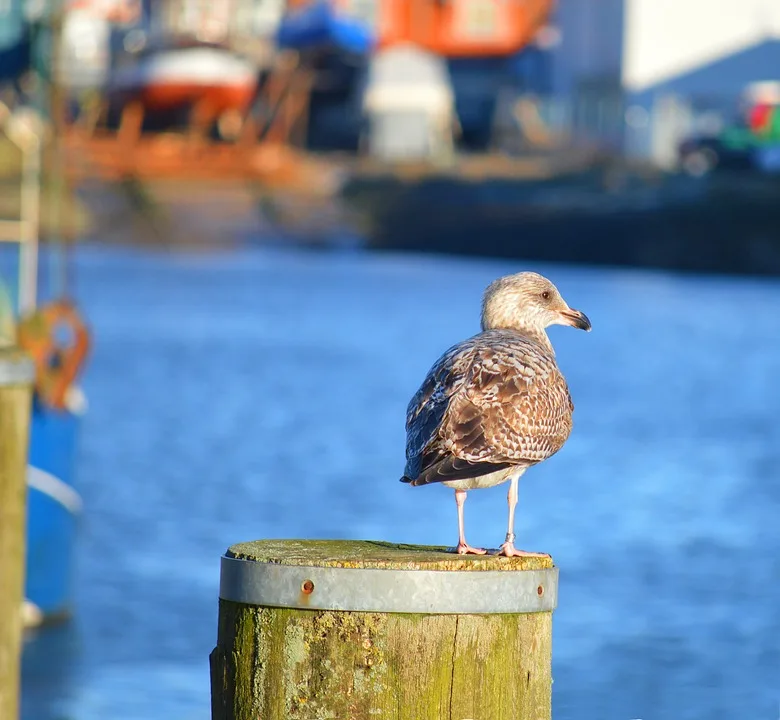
top-left (0, 347), bottom-right (34, 720)
top-left (210, 539), bottom-right (557, 720)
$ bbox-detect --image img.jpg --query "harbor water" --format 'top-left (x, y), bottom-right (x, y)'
top-left (18, 243), bottom-right (780, 720)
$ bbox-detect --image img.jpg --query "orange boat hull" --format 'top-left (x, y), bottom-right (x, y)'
top-left (109, 44), bottom-right (258, 119)
top-left (116, 83), bottom-right (255, 115)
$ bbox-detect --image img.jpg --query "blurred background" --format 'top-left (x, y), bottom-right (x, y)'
top-left (1, 0), bottom-right (779, 718)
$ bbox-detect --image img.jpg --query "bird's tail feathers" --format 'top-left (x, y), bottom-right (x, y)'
top-left (410, 456), bottom-right (512, 486)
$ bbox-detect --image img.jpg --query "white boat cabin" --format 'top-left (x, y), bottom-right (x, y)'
top-left (358, 42), bottom-right (456, 163)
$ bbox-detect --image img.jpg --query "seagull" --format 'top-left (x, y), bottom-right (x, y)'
top-left (401, 272), bottom-right (591, 557)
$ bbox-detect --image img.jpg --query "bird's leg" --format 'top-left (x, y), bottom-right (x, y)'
top-left (454, 489), bottom-right (486, 555)
top-left (498, 473), bottom-right (549, 558)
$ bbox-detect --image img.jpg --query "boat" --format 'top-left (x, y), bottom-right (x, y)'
top-left (107, 36), bottom-right (259, 134)
top-left (0, 105), bottom-right (91, 628)
top-left (358, 42), bottom-right (457, 161)
top-left (367, 0), bottom-right (555, 149)
top-left (23, 393), bottom-right (86, 627)
top-left (273, 1), bottom-right (377, 150)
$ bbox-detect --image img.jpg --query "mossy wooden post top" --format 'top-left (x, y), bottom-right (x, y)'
top-left (221, 539), bottom-right (558, 614)
top-left (0, 347), bottom-right (35, 386)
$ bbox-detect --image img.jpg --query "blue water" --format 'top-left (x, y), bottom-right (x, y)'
top-left (18, 244), bottom-right (780, 720)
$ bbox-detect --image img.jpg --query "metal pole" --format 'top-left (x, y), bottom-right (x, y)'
top-left (45, 5), bottom-right (67, 302)
top-left (18, 131), bottom-right (41, 314)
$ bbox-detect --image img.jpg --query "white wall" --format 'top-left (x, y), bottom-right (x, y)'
top-left (623, 0), bottom-right (780, 91)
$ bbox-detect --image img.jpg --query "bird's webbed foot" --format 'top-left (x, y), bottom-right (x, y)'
top-left (455, 542), bottom-right (488, 555)
top-left (497, 541), bottom-right (550, 558)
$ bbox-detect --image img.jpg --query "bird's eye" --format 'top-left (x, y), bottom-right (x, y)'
top-left (541, 291), bottom-right (551, 300)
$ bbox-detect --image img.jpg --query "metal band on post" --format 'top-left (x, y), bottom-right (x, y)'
top-left (219, 554), bottom-right (558, 614)
top-left (0, 355), bottom-right (35, 386)
top-left (212, 540), bottom-right (558, 718)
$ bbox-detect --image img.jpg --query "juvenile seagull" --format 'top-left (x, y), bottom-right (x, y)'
top-left (401, 272), bottom-right (591, 557)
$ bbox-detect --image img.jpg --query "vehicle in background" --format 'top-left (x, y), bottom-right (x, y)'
top-left (678, 80), bottom-right (780, 176)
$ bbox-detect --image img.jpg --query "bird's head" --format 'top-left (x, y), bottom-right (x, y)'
top-left (480, 272), bottom-right (591, 340)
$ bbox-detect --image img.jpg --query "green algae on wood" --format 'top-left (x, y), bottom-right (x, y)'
top-left (211, 540), bottom-right (555, 720)
top-left (0, 347), bottom-right (33, 720)
top-left (227, 538), bottom-right (553, 572)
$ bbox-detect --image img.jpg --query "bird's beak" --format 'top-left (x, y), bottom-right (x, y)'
top-left (560, 307), bottom-right (592, 331)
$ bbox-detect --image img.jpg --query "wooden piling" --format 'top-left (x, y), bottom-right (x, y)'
top-left (0, 347), bottom-right (34, 720)
top-left (210, 539), bottom-right (557, 720)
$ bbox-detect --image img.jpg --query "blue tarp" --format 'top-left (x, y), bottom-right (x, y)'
top-left (276, 1), bottom-right (374, 55)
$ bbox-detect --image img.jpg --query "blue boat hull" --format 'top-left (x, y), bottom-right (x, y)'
top-left (25, 403), bottom-right (82, 623)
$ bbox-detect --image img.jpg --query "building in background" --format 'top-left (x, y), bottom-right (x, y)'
top-left (548, 0), bottom-right (624, 151)
top-left (552, 0), bottom-right (780, 165)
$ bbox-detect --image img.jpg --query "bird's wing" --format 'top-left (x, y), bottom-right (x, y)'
top-left (446, 340), bottom-right (574, 465)
top-left (402, 340), bottom-right (479, 483)
top-left (404, 333), bottom-right (573, 486)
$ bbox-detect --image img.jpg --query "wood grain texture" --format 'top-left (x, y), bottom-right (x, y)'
top-left (0, 347), bottom-right (33, 720)
top-left (211, 540), bottom-right (553, 720)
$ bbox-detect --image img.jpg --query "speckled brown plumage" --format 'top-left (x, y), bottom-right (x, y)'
top-left (401, 328), bottom-right (574, 487)
top-left (400, 271), bottom-right (590, 556)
